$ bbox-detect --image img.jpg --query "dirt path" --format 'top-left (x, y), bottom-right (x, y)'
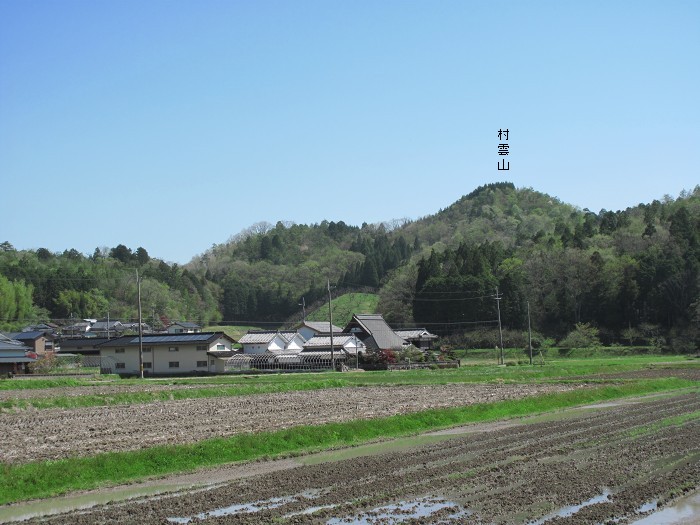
top-left (0, 383), bottom-right (579, 464)
top-left (12, 391), bottom-right (699, 524)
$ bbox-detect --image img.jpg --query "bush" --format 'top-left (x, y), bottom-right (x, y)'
top-left (559, 323), bottom-right (601, 349)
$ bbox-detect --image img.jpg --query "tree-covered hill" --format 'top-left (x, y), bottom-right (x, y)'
top-left (0, 245), bottom-right (220, 329)
top-left (1, 182), bottom-right (698, 352)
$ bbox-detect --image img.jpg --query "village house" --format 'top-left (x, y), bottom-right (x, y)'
top-left (5, 330), bottom-right (56, 356)
top-left (302, 333), bottom-right (366, 356)
top-left (62, 321), bottom-right (92, 337)
top-left (344, 313), bottom-right (408, 352)
top-left (295, 320), bottom-right (343, 342)
top-left (99, 332), bottom-right (236, 376)
top-left (56, 337), bottom-right (110, 357)
top-left (393, 328), bottom-right (439, 350)
top-left (0, 335), bottom-right (36, 375)
top-left (167, 322), bottom-right (202, 334)
top-left (238, 330), bottom-right (305, 355)
top-left (88, 320), bottom-right (125, 338)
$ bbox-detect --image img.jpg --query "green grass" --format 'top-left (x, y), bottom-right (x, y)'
top-left (1, 355), bottom-right (696, 410)
top-left (455, 346), bottom-right (683, 363)
top-left (0, 379), bottom-right (350, 410)
top-left (0, 378), bottom-right (694, 505)
top-left (306, 292), bottom-right (380, 327)
top-left (0, 378), bottom-right (88, 390)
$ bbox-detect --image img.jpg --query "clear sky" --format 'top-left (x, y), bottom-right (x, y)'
top-left (1, 1), bottom-right (698, 264)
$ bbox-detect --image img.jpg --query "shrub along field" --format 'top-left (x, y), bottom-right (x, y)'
top-left (0, 354), bottom-right (697, 507)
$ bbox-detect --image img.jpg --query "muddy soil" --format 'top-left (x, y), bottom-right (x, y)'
top-left (0, 383), bottom-right (579, 464)
top-left (16, 391), bottom-right (700, 524)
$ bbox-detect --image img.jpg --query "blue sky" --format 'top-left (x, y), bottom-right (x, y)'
top-left (1, 1), bottom-right (698, 264)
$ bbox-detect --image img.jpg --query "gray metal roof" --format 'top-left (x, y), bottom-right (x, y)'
top-left (58, 338), bottom-right (110, 349)
top-left (394, 329), bottom-right (438, 340)
top-left (0, 356), bottom-right (36, 363)
top-left (300, 321), bottom-right (343, 333)
top-left (238, 331), bottom-right (281, 344)
top-left (0, 340), bottom-right (31, 352)
top-left (238, 331), bottom-right (297, 344)
top-left (100, 332), bottom-right (231, 347)
top-left (345, 314), bottom-right (407, 351)
top-left (303, 334), bottom-right (356, 347)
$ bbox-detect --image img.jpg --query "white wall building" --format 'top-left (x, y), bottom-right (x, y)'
top-left (238, 331), bottom-right (306, 355)
top-left (296, 321), bottom-right (343, 342)
top-left (167, 322), bottom-right (202, 334)
top-left (100, 332), bottom-right (235, 375)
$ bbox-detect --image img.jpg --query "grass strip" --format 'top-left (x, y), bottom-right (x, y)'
top-left (2, 356), bottom-right (696, 410)
top-left (0, 378), bottom-right (695, 505)
top-left (0, 355), bottom-right (693, 393)
top-left (0, 379), bottom-right (351, 410)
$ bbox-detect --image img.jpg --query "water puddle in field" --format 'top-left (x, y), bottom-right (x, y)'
top-left (0, 483), bottom-right (188, 523)
top-left (284, 503), bottom-right (340, 517)
top-left (167, 496), bottom-right (295, 523)
top-left (528, 489), bottom-right (612, 524)
top-left (629, 491), bottom-right (700, 524)
top-left (167, 490), bottom-right (323, 524)
top-left (636, 500), bottom-right (658, 513)
top-left (326, 497), bottom-right (470, 524)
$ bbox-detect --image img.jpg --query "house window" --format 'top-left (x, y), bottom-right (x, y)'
top-left (115, 348), bottom-right (125, 354)
top-left (196, 345), bottom-right (207, 351)
top-left (169, 347), bottom-right (179, 352)
top-left (143, 362), bottom-right (152, 369)
top-left (168, 361), bottom-right (179, 368)
top-left (210, 359), bottom-right (215, 365)
top-left (143, 347), bottom-right (152, 353)
top-left (196, 361), bottom-right (207, 367)
top-left (115, 363), bottom-right (125, 369)
top-left (217, 344), bottom-right (225, 350)
top-left (174, 328), bottom-right (183, 333)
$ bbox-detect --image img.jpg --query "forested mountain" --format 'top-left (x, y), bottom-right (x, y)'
top-left (1, 183), bottom-right (698, 351)
top-left (0, 245), bottom-right (220, 329)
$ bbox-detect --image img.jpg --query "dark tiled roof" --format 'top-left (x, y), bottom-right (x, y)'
top-left (6, 331), bottom-right (53, 341)
top-left (170, 322), bottom-right (201, 329)
top-left (58, 338), bottom-right (110, 349)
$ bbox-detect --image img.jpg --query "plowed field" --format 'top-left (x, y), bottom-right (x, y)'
top-left (17, 391), bottom-right (700, 524)
top-left (0, 383), bottom-right (579, 464)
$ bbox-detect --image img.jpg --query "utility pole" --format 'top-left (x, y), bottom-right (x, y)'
top-left (136, 270), bottom-right (144, 379)
top-left (495, 288), bottom-right (504, 365)
top-left (299, 297), bottom-right (306, 322)
top-left (328, 279), bottom-right (335, 371)
top-left (354, 333), bottom-right (360, 370)
top-left (527, 301), bottom-right (533, 365)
